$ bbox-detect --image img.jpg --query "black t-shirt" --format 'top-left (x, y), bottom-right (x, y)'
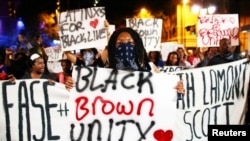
top-left (21, 71), bottom-right (56, 80)
top-left (208, 53), bottom-right (242, 66)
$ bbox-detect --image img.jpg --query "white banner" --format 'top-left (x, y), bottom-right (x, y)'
top-left (0, 59), bottom-right (249, 141)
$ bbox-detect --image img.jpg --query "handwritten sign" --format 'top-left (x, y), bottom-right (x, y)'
top-left (160, 66), bottom-right (184, 73)
top-left (197, 14), bottom-right (239, 47)
top-left (58, 7), bottom-right (107, 51)
top-left (44, 46), bottom-right (63, 73)
top-left (174, 59), bottom-right (250, 140)
top-left (0, 59), bottom-right (249, 140)
top-left (126, 18), bottom-right (162, 52)
top-left (0, 80), bottom-right (70, 140)
top-left (69, 67), bottom-right (179, 140)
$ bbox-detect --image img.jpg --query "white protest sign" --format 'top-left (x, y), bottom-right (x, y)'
top-left (58, 7), bottom-right (108, 51)
top-left (161, 42), bottom-right (181, 62)
top-left (44, 46), bottom-right (63, 62)
top-left (197, 14), bottom-right (239, 47)
top-left (69, 67), bottom-right (179, 140)
top-left (44, 46), bottom-right (63, 73)
top-left (126, 18), bottom-right (162, 52)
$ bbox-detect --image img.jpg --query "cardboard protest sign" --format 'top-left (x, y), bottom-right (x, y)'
top-left (126, 18), bottom-right (162, 52)
top-left (58, 7), bottom-right (108, 51)
top-left (197, 14), bottom-right (239, 47)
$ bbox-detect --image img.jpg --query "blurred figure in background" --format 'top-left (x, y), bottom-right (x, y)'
top-left (196, 47), bottom-right (219, 67)
top-left (16, 30), bottom-right (32, 55)
top-left (176, 47), bottom-right (191, 68)
top-left (165, 51), bottom-right (180, 66)
top-left (30, 34), bottom-right (48, 61)
top-left (187, 47), bottom-right (202, 68)
top-left (56, 59), bottom-right (72, 84)
top-left (148, 50), bottom-right (164, 68)
top-left (5, 48), bottom-right (28, 79)
top-left (0, 52), bottom-right (8, 80)
top-left (79, 48), bottom-right (103, 67)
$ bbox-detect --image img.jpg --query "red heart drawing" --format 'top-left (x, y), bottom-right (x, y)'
top-left (153, 129), bottom-right (173, 141)
top-left (90, 19), bottom-right (99, 29)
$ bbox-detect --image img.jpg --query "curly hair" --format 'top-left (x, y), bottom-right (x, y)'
top-left (106, 27), bottom-right (151, 71)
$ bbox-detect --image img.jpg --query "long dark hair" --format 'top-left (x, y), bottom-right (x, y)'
top-left (106, 27), bottom-right (151, 71)
top-left (165, 51), bottom-right (180, 66)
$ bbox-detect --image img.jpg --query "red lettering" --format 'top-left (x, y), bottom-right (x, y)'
top-left (75, 96), bottom-right (155, 121)
top-left (75, 96), bottom-right (89, 121)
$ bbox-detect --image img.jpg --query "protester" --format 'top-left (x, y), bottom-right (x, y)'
top-left (206, 38), bottom-right (248, 124)
top-left (64, 27), bottom-right (185, 95)
top-left (5, 48), bottom-right (28, 79)
top-left (148, 50), bottom-right (164, 68)
top-left (0, 53), bottom-right (8, 80)
top-left (30, 34), bottom-right (48, 61)
top-left (207, 38), bottom-right (242, 66)
top-left (176, 47), bottom-right (191, 68)
top-left (21, 53), bottom-right (55, 83)
top-left (16, 30), bottom-right (33, 56)
top-left (56, 59), bottom-right (72, 84)
top-left (165, 51), bottom-right (180, 66)
top-left (187, 47), bottom-right (202, 67)
top-left (79, 47), bottom-right (104, 67)
top-left (196, 47), bottom-right (219, 67)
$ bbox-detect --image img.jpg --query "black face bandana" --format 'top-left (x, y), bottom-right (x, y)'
top-left (115, 43), bottom-right (138, 70)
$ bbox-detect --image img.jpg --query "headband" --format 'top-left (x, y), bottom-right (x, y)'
top-left (30, 53), bottom-right (40, 61)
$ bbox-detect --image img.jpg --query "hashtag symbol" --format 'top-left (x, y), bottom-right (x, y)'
top-left (57, 102), bottom-right (69, 117)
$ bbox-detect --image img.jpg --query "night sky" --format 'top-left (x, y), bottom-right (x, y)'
top-left (17, 0), bottom-right (169, 24)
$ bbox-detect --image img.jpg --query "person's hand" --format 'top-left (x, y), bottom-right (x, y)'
top-left (5, 48), bottom-right (13, 55)
top-left (175, 80), bottom-right (185, 95)
top-left (47, 79), bottom-right (55, 84)
top-left (64, 76), bottom-right (74, 91)
top-left (8, 74), bottom-right (16, 83)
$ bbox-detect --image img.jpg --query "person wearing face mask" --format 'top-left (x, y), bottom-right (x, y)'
top-left (79, 48), bottom-right (104, 67)
top-left (63, 27), bottom-right (185, 96)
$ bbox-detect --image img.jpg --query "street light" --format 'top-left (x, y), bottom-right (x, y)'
top-left (191, 0), bottom-right (216, 15)
top-left (138, 8), bottom-right (152, 18)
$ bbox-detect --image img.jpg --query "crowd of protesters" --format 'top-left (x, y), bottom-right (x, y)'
top-left (0, 27), bottom-right (249, 124)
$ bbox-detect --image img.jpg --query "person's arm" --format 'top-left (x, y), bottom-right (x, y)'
top-left (4, 48), bottom-right (13, 67)
top-left (64, 51), bottom-right (77, 65)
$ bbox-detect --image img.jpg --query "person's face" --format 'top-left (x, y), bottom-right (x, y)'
top-left (116, 32), bottom-right (135, 47)
top-left (207, 47), bottom-right (218, 58)
top-left (149, 52), bottom-right (157, 58)
top-left (32, 58), bottom-right (45, 74)
top-left (61, 62), bottom-right (67, 71)
top-left (169, 54), bottom-right (178, 65)
top-left (219, 39), bottom-right (233, 56)
top-left (177, 48), bottom-right (184, 58)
